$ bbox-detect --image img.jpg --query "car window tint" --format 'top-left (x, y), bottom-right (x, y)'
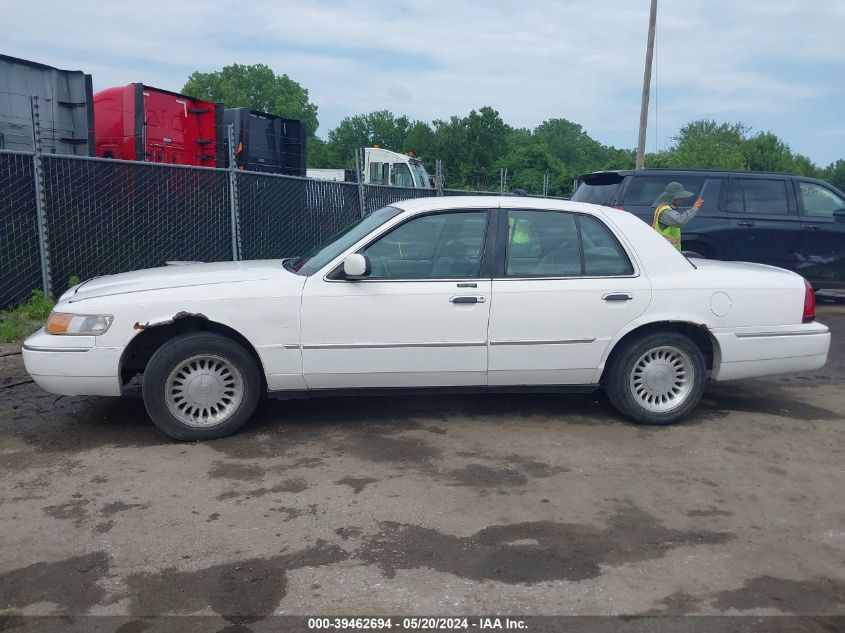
top-left (571, 182), bottom-right (619, 205)
top-left (737, 179), bottom-right (790, 215)
top-left (622, 176), bottom-right (705, 207)
top-left (506, 211), bottom-right (580, 277)
top-left (799, 182), bottom-right (845, 218)
top-left (392, 163), bottom-right (413, 187)
top-left (363, 211), bottom-right (486, 279)
top-left (726, 179), bottom-right (744, 213)
top-left (579, 215), bottom-right (634, 276)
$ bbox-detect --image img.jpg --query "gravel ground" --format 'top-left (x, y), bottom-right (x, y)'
top-left (0, 306), bottom-right (843, 627)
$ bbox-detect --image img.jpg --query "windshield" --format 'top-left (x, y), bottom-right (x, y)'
top-left (291, 206), bottom-right (403, 276)
top-left (411, 161), bottom-right (431, 189)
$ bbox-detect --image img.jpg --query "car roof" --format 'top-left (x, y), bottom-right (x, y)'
top-left (581, 167), bottom-right (800, 179)
top-left (391, 195), bottom-right (609, 216)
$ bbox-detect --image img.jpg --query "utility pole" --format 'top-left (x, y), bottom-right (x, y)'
top-left (635, 0), bottom-right (657, 170)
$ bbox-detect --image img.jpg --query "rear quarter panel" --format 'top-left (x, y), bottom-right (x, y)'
top-left (595, 208), bottom-right (811, 380)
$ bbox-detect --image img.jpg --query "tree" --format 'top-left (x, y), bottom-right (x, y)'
top-left (182, 63), bottom-right (319, 135)
top-left (307, 137), bottom-right (343, 169)
top-left (403, 121), bottom-right (436, 160)
top-left (790, 153), bottom-right (820, 178)
top-left (429, 106), bottom-right (511, 190)
top-left (743, 131), bottom-right (794, 172)
top-left (327, 110), bottom-right (416, 165)
top-left (663, 120), bottom-right (748, 170)
top-left (533, 119), bottom-right (606, 170)
top-left (308, 105), bottom-right (840, 195)
top-left (496, 144), bottom-right (567, 195)
top-left (822, 159), bottom-right (845, 192)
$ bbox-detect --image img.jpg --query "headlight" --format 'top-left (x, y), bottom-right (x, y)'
top-left (45, 312), bottom-right (113, 335)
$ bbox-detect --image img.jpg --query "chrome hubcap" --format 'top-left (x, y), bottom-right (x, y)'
top-left (629, 345), bottom-right (694, 413)
top-left (165, 354), bottom-right (243, 428)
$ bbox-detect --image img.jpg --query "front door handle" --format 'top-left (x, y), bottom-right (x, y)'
top-left (737, 221), bottom-right (756, 227)
top-left (805, 224), bottom-right (821, 231)
top-left (602, 292), bottom-right (633, 302)
top-left (450, 295), bottom-right (486, 304)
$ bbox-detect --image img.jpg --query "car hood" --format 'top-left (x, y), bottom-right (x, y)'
top-left (65, 260), bottom-right (291, 303)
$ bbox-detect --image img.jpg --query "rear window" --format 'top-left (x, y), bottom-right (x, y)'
top-left (622, 176), bottom-right (706, 207)
top-left (572, 173), bottom-right (625, 205)
top-left (572, 181), bottom-right (621, 205)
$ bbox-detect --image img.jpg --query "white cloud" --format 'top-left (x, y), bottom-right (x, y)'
top-left (3, 0), bottom-right (843, 161)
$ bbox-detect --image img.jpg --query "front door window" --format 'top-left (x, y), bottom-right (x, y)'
top-left (363, 211), bottom-right (487, 279)
top-left (799, 182), bottom-right (845, 218)
top-left (391, 163), bottom-right (413, 187)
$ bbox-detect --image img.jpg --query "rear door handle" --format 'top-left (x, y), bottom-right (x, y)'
top-left (450, 295), bottom-right (486, 304)
top-left (736, 221), bottom-right (756, 227)
top-left (805, 224), bottom-right (821, 231)
top-left (602, 293), bottom-right (633, 302)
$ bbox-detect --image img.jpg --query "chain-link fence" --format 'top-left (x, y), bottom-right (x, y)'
top-left (237, 172), bottom-right (361, 261)
top-left (0, 151), bottom-right (41, 309)
top-left (42, 156), bottom-right (233, 297)
top-left (0, 149), bottom-right (561, 310)
top-left (361, 183), bottom-right (438, 215)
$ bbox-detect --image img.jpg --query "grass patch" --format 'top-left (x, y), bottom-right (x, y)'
top-left (0, 291), bottom-right (55, 343)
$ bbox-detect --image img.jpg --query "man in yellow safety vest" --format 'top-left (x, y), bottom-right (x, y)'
top-left (651, 182), bottom-right (704, 251)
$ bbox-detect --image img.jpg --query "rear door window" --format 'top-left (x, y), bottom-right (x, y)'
top-left (727, 179), bottom-right (791, 215)
top-left (579, 215), bottom-right (634, 276)
top-left (504, 211), bottom-right (633, 277)
top-left (505, 211), bottom-right (579, 277)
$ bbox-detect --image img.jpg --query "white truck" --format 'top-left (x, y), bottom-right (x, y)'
top-left (307, 147), bottom-right (432, 189)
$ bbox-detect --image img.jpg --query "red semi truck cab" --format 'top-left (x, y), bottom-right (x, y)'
top-left (93, 84), bottom-right (223, 167)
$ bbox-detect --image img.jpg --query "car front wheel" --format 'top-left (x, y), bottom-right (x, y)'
top-left (142, 332), bottom-right (261, 440)
top-left (605, 332), bottom-right (706, 425)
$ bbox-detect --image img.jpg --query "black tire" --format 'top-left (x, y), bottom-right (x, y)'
top-left (604, 332), bottom-right (707, 426)
top-left (142, 332), bottom-right (261, 440)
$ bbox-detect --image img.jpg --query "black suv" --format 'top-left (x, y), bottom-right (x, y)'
top-left (572, 169), bottom-right (845, 289)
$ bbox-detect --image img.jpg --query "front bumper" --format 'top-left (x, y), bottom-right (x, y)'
top-left (22, 328), bottom-right (123, 396)
top-left (711, 321), bottom-right (831, 381)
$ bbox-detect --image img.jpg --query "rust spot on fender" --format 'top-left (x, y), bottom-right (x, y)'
top-left (133, 311), bottom-right (209, 330)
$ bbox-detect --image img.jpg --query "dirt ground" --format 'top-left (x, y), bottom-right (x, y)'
top-left (1, 306), bottom-right (843, 625)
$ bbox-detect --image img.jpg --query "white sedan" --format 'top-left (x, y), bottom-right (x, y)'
top-left (23, 197), bottom-right (830, 440)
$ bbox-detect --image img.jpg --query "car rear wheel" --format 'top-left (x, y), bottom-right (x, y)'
top-left (605, 332), bottom-right (706, 425)
top-left (142, 332), bottom-right (261, 440)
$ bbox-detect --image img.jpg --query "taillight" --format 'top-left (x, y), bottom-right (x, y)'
top-left (611, 205), bottom-right (625, 211)
top-left (802, 278), bottom-right (815, 323)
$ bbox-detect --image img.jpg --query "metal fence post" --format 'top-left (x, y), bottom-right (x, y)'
top-left (30, 95), bottom-right (53, 298)
top-left (226, 124), bottom-right (241, 261)
top-left (355, 147), bottom-right (366, 217)
top-left (435, 159), bottom-right (444, 196)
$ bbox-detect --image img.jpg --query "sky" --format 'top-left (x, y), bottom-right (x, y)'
top-left (3, 0), bottom-right (844, 165)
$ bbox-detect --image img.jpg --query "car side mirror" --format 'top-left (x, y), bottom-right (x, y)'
top-left (342, 253), bottom-right (370, 279)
